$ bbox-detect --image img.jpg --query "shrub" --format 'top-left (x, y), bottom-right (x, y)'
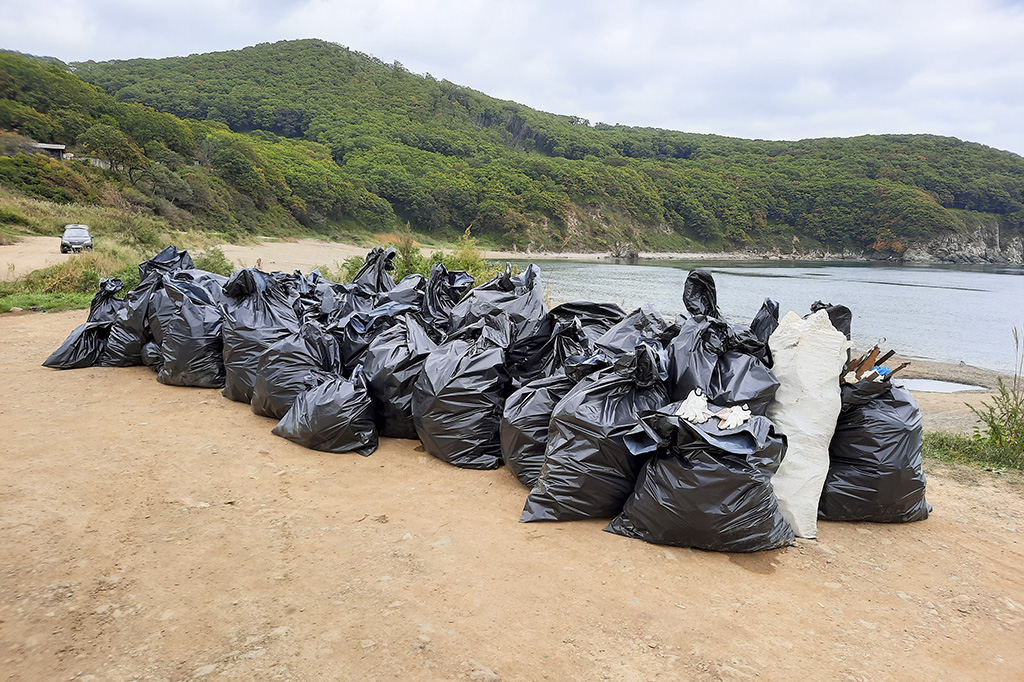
top-left (0, 154), bottom-right (98, 204)
top-left (969, 326), bottom-right (1024, 458)
top-left (426, 228), bottom-right (506, 283)
top-left (191, 245), bottom-right (235, 276)
top-left (391, 223), bottom-right (428, 281)
top-left (0, 131), bottom-right (37, 157)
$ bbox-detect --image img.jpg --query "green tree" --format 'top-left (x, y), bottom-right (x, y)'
top-left (78, 123), bottom-right (147, 182)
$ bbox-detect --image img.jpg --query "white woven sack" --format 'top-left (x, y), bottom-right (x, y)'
top-left (767, 310), bottom-right (850, 538)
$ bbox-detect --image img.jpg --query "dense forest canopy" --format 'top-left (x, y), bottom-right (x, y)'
top-left (3, 39), bottom-right (1023, 253)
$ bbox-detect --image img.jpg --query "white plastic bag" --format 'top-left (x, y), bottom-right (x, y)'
top-left (767, 310), bottom-right (850, 538)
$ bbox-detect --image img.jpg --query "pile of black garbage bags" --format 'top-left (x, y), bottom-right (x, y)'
top-left (45, 245), bottom-right (929, 553)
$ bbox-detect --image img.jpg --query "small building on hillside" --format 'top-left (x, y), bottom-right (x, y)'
top-left (32, 143), bottom-right (66, 160)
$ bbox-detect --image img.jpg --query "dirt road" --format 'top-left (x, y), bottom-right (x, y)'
top-left (0, 236), bottom-right (68, 281)
top-left (1, 310), bottom-right (1022, 682)
top-left (0, 237), bottom-right (370, 281)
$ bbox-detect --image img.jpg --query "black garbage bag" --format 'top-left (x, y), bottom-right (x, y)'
top-left (88, 277), bottom-right (127, 322)
top-left (666, 271), bottom-right (778, 414)
top-left (667, 314), bottom-right (779, 415)
top-left (421, 263), bottom-right (475, 333)
top-left (292, 269), bottom-right (329, 321)
top-left (683, 269), bottom-right (776, 368)
top-left (509, 301), bottom-right (624, 385)
top-left (330, 300), bottom-right (419, 375)
top-left (682, 268), bottom-right (720, 318)
top-left (316, 279), bottom-right (375, 320)
top-left (508, 316), bottom-right (596, 389)
top-left (145, 280), bottom-right (178, 342)
top-left (43, 321), bottom-right (112, 369)
top-left (221, 268), bottom-right (301, 403)
top-left (594, 304), bottom-right (676, 357)
top-left (500, 352), bottom-right (617, 488)
top-left (156, 276), bottom-right (227, 388)
top-left (605, 401), bottom-right (794, 552)
top-left (101, 306), bottom-right (149, 367)
top-left (140, 244), bottom-right (195, 280)
top-left (809, 300), bottom-right (852, 340)
top-left (448, 263), bottom-right (545, 331)
top-left (290, 268), bottom-right (315, 296)
top-left (351, 246), bottom-right (397, 295)
top-left (520, 345), bottom-right (669, 522)
top-left (818, 380), bottom-right (930, 523)
top-left (43, 278), bottom-right (126, 370)
top-left (500, 372), bottom-right (578, 488)
top-left (448, 264), bottom-right (549, 369)
top-left (140, 341), bottom-right (162, 367)
top-left (170, 269), bottom-right (229, 303)
top-left (362, 313), bottom-right (439, 439)
top-left (377, 273), bottom-right (426, 308)
top-left (279, 268), bottom-right (314, 293)
top-left (251, 321), bottom-right (341, 419)
top-left (268, 269), bottom-right (318, 313)
top-left (549, 301), bottom-right (627, 343)
top-left (146, 270), bottom-right (229, 370)
top-left (412, 313), bottom-right (513, 469)
top-left (750, 298), bottom-right (780, 346)
top-left (100, 246), bottom-right (195, 367)
top-left (272, 371), bottom-right (378, 456)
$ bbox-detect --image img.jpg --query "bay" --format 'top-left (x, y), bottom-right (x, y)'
top-left (514, 259), bottom-right (1024, 374)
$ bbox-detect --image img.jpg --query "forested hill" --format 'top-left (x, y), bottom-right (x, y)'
top-left (5, 39), bottom-right (1024, 257)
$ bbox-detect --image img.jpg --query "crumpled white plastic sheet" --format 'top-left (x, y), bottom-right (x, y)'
top-left (767, 310), bottom-right (850, 539)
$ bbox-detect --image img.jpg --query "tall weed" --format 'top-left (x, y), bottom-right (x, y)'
top-left (969, 326), bottom-right (1024, 456)
top-left (392, 223), bottom-right (428, 281)
top-left (427, 228), bottom-right (506, 283)
top-left (21, 242), bottom-right (145, 294)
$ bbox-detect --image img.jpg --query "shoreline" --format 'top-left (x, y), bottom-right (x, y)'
top-left (218, 236), bottom-right (1018, 269)
top-left (479, 246), bottom-right (1024, 265)
top-left (479, 248), bottom-right (867, 263)
top-left (6, 235), bottom-right (1019, 284)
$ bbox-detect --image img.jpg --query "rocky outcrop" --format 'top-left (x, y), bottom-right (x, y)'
top-left (903, 222), bottom-right (1024, 264)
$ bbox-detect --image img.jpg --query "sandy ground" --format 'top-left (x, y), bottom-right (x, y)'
top-left (218, 240), bottom-right (371, 273)
top-left (0, 236), bottom-right (601, 284)
top-left (218, 239), bottom-right (602, 273)
top-left (0, 237), bottom-right (71, 281)
top-left (2, 309), bottom-right (1023, 682)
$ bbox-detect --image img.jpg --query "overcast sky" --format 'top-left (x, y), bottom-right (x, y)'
top-left (3, 0), bottom-right (1023, 156)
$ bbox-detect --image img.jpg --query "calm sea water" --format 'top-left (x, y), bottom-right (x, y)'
top-left (513, 259), bottom-right (1024, 374)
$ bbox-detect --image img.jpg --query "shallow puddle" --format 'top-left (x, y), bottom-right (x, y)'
top-left (900, 378), bottom-right (986, 393)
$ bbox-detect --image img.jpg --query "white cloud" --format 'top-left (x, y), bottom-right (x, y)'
top-left (1, 0), bottom-right (1022, 154)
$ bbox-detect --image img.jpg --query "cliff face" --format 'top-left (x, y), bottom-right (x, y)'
top-left (903, 220), bottom-right (1024, 264)
top-left (667, 217), bottom-right (1024, 264)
